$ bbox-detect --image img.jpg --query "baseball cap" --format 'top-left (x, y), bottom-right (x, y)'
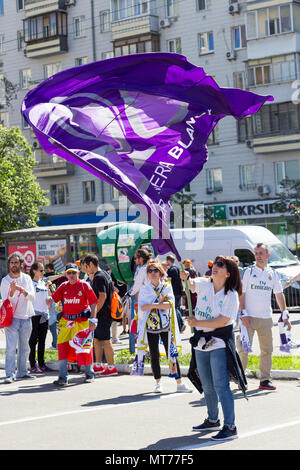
top-left (184, 259), bottom-right (191, 265)
top-left (207, 260), bottom-right (213, 267)
top-left (65, 263), bottom-right (79, 273)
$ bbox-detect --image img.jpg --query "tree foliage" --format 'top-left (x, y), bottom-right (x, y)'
top-left (274, 178), bottom-right (300, 218)
top-left (0, 125), bottom-right (49, 238)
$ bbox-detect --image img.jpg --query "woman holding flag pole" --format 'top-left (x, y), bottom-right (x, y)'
top-left (180, 256), bottom-right (246, 441)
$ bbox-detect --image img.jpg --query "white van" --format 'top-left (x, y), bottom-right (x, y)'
top-left (168, 225), bottom-right (300, 308)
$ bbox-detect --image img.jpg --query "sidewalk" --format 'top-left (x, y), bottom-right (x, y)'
top-left (1, 313), bottom-right (300, 379)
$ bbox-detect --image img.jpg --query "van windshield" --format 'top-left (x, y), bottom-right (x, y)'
top-left (268, 244), bottom-right (299, 267)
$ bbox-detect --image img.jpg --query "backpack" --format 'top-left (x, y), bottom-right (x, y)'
top-left (0, 290), bottom-right (21, 328)
top-left (102, 270), bottom-right (124, 321)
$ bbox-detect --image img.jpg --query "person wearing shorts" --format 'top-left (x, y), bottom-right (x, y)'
top-left (83, 254), bottom-right (118, 377)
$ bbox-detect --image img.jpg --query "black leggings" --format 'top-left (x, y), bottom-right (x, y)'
top-left (147, 331), bottom-right (181, 380)
top-left (29, 316), bottom-right (48, 368)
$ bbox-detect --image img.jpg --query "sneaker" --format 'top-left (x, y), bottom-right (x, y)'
top-left (39, 365), bottom-right (53, 373)
top-left (19, 373), bottom-right (36, 380)
top-left (93, 363), bottom-right (106, 375)
top-left (154, 382), bottom-right (162, 393)
top-left (177, 382), bottom-right (193, 393)
top-left (112, 338), bottom-right (122, 344)
top-left (53, 377), bottom-right (68, 387)
top-left (119, 330), bottom-right (128, 336)
top-left (99, 366), bottom-right (118, 377)
top-left (192, 418), bottom-right (221, 432)
top-left (4, 376), bottom-right (16, 384)
top-left (259, 380), bottom-right (276, 390)
top-left (30, 366), bottom-right (43, 374)
top-left (211, 425), bottom-right (238, 441)
top-left (84, 375), bottom-right (95, 383)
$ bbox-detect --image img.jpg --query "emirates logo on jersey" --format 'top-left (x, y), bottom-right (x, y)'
top-left (64, 298), bottom-right (81, 304)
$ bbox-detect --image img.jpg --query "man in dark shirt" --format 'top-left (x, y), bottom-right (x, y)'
top-left (83, 254), bottom-right (118, 377)
top-left (166, 255), bottom-right (185, 332)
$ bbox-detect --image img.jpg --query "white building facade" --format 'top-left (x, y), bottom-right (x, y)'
top-left (0, 0), bottom-right (299, 248)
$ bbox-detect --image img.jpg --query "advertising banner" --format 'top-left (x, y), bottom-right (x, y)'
top-left (8, 241), bottom-right (37, 272)
top-left (36, 239), bottom-right (67, 273)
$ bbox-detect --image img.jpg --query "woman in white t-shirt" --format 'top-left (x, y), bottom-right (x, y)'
top-left (29, 262), bottom-right (52, 373)
top-left (180, 255), bottom-right (242, 442)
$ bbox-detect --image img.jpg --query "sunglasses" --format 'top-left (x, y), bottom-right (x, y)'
top-left (66, 271), bottom-right (77, 275)
top-left (213, 260), bottom-right (226, 268)
top-left (147, 268), bottom-right (160, 274)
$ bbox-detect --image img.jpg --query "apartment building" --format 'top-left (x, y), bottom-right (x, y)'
top-left (0, 0), bottom-right (299, 248)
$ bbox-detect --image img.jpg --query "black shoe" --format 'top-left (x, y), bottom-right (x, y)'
top-left (192, 418), bottom-right (221, 432)
top-left (259, 380), bottom-right (276, 390)
top-left (211, 425), bottom-right (238, 441)
top-left (84, 375), bottom-right (95, 383)
top-left (20, 373), bottom-right (36, 380)
top-left (53, 377), bottom-right (68, 387)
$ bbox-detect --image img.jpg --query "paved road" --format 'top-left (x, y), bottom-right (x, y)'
top-left (0, 370), bottom-right (299, 451)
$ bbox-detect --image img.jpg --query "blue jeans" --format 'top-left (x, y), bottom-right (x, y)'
top-left (58, 359), bottom-right (94, 381)
top-left (5, 318), bottom-right (32, 378)
top-left (195, 347), bottom-right (235, 427)
top-left (49, 322), bottom-right (57, 348)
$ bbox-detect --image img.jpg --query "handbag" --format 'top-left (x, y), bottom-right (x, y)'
top-left (0, 290), bottom-right (21, 328)
top-left (146, 285), bottom-right (170, 334)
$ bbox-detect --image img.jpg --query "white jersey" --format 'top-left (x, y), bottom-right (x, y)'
top-left (242, 264), bottom-right (283, 319)
top-left (193, 277), bottom-right (239, 351)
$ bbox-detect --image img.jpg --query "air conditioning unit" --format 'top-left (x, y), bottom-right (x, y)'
top-left (229, 3), bottom-right (240, 14)
top-left (160, 18), bottom-right (172, 28)
top-left (226, 50), bottom-right (237, 60)
top-left (32, 140), bottom-right (41, 150)
top-left (258, 185), bottom-right (270, 196)
top-left (65, 0), bottom-right (76, 5)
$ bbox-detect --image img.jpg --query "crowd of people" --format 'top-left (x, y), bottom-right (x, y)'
top-left (0, 242), bottom-right (294, 441)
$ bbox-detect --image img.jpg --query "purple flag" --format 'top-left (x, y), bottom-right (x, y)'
top-left (21, 53), bottom-right (273, 259)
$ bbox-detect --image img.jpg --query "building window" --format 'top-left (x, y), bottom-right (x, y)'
top-left (198, 32), bottom-right (214, 55)
top-left (237, 116), bottom-right (253, 142)
top-left (75, 57), bottom-right (88, 66)
top-left (50, 184), bottom-right (69, 205)
top-left (196, 0), bottom-right (206, 11)
top-left (83, 181), bottom-right (95, 203)
top-left (166, 0), bottom-right (179, 18)
top-left (253, 102), bottom-right (300, 136)
top-left (17, 0), bottom-right (24, 11)
top-left (239, 165), bottom-right (256, 190)
top-left (247, 54), bottom-right (297, 87)
top-left (17, 31), bottom-right (24, 51)
top-left (232, 25), bottom-right (246, 50)
top-left (233, 71), bottom-right (245, 90)
top-left (44, 62), bottom-right (62, 79)
top-left (246, 4), bottom-right (292, 40)
top-left (114, 35), bottom-right (159, 56)
top-left (206, 168), bottom-right (223, 193)
top-left (275, 160), bottom-right (300, 191)
top-left (111, 0), bottom-right (150, 21)
top-left (167, 38), bottom-right (181, 54)
top-left (207, 125), bottom-right (219, 146)
top-left (73, 16), bottom-right (85, 38)
top-left (102, 51), bottom-right (114, 60)
top-left (0, 34), bottom-right (4, 54)
top-left (0, 111), bottom-right (9, 128)
top-left (22, 115), bottom-right (30, 129)
top-left (19, 69), bottom-right (31, 89)
top-left (100, 10), bottom-right (110, 32)
top-left (110, 186), bottom-right (119, 200)
top-left (24, 12), bottom-right (67, 42)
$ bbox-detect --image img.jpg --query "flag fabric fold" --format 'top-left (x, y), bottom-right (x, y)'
top-left (22, 53), bottom-right (273, 259)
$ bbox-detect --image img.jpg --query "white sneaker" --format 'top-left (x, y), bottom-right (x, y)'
top-left (112, 338), bottom-right (121, 344)
top-left (154, 382), bottom-right (162, 393)
top-left (177, 382), bottom-right (193, 393)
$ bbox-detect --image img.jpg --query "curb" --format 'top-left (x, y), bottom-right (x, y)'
top-left (1, 360), bottom-right (299, 380)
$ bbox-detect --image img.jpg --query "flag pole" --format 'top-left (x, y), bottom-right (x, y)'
top-left (180, 262), bottom-right (194, 333)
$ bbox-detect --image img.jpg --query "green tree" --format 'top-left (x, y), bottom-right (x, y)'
top-left (274, 178), bottom-right (300, 256)
top-left (0, 125), bottom-right (49, 238)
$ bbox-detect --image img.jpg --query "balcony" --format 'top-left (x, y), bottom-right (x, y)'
top-left (33, 153), bottom-right (74, 178)
top-left (252, 133), bottom-right (300, 154)
top-left (111, 14), bottom-right (159, 40)
top-left (24, 0), bottom-right (67, 18)
top-left (23, 11), bottom-right (68, 58)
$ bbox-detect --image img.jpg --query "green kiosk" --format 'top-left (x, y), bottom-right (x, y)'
top-left (96, 222), bottom-right (154, 284)
top-left (97, 222), bottom-right (154, 353)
